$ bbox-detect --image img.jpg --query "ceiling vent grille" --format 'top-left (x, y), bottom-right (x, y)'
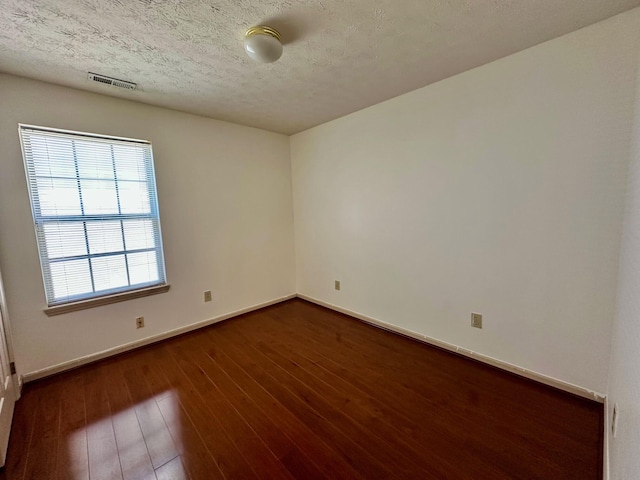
top-left (87, 72), bottom-right (137, 90)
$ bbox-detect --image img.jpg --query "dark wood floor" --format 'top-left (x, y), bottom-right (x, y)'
top-left (1, 299), bottom-right (603, 479)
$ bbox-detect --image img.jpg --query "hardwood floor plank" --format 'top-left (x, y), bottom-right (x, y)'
top-left (121, 363), bottom-right (179, 470)
top-left (155, 455), bottom-right (190, 480)
top-left (104, 358), bottom-right (157, 480)
top-left (23, 382), bottom-right (60, 480)
top-left (56, 371), bottom-right (89, 480)
top-left (155, 390), bottom-right (226, 480)
top-left (84, 365), bottom-right (123, 480)
top-left (4, 382), bottom-right (41, 480)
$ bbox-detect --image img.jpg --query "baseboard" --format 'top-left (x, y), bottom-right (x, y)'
top-left (297, 294), bottom-right (606, 403)
top-left (22, 293), bottom-right (296, 383)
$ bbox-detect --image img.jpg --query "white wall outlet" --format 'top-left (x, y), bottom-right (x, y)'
top-left (204, 290), bottom-right (212, 302)
top-left (136, 316), bottom-right (144, 329)
top-left (335, 280), bottom-right (341, 291)
top-left (471, 313), bottom-right (482, 329)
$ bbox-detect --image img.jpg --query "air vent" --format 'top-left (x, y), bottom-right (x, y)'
top-left (87, 72), bottom-right (137, 90)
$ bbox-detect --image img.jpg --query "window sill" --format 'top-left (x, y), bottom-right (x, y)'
top-left (44, 284), bottom-right (171, 317)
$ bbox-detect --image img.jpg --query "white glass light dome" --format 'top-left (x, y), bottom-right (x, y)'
top-left (244, 26), bottom-right (283, 63)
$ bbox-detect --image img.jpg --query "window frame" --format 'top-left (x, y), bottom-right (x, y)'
top-left (18, 124), bottom-right (169, 314)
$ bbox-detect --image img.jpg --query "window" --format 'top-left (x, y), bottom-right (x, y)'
top-left (19, 125), bottom-right (167, 310)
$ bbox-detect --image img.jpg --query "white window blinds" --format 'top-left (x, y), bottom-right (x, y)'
top-left (19, 125), bottom-right (167, 306)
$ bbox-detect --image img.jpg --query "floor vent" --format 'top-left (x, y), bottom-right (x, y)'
top-left (87, 72), bottom-right (137, 90)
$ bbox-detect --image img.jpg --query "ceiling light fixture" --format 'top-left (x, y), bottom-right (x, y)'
top-left (244, 25), bottom-right (283, 63)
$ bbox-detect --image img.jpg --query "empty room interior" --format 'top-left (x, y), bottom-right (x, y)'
top-left (1, 1), bottom-right (640, 479)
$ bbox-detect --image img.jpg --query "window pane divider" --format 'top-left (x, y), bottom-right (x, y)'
top-left (35, 213), bottom-right (156, 222)
top-left (47, 247), bottom-right (159, 263)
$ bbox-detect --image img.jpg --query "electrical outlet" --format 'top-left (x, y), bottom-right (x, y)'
top-left (204, 290), bottom-right (212, 302)
top-left (136, 316), bottom-right (144, 329)
top-left (612, 403), bottom-right (619, 437)
top-left (471, 313), bottom-right (482, 329)
top-left (335, 280), bottom-right (341, 291)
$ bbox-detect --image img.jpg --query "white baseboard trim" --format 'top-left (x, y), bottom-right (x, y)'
top-left (22, 293), bottom-right (296, 384)
top-left (297, 294), bottom-right (606, 403)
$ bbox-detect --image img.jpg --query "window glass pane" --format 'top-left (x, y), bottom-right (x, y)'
top-left (36, 178), bottom-right (82, 216)
top-left (128, 251), bottom-right (159, 285)
top-left (75, 141), bottom-right (114, 180)
top-left (113, 145), bottom-right (147, 181)
top-left (30, 136), bottom-right (77, 178)
top-left (80, 179), bottom-right (119, 215)
top-left (43, 222), bottom-right (87, 259)
top-left (86, 221), bottom-right (123, 254)
top-left (123, 219), bottom-right (155, 251)
top-left (119, 181), bottom-right (150, 214)
top-left (92, 255), bottom-right (128, 291)
top-left (50, 259), bottom-right (92, 300)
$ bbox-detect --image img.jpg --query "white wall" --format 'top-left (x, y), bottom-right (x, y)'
top-left (607, 25), bottom-right (640, 479)
top-left (0, 74), bottom-right (296, 376)
top-left (291, 9), bottom-right (640, 394)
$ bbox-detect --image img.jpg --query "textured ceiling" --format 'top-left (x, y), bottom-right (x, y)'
top-left (1, 0), bottom-right (639, 135)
